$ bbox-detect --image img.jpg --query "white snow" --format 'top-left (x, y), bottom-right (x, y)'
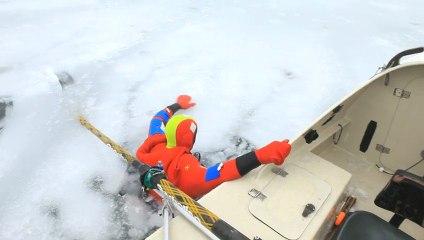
top-left (0, 0), bottom-right (423, 239)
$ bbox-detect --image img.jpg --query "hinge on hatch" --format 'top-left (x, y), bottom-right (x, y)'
top-left (271, 167), bottom-right (288, 177)
top-left (248, 189), bottom-right (267, 201)
top-left (376, 144), bottom-right (391, 154)
top-left (393, 88), bottom-right (411, 99)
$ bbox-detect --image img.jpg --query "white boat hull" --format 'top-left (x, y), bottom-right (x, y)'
top-left (148, 51), bottom-right (424, 240)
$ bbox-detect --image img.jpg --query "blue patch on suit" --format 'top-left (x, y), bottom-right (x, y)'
top-left (205, 163), bottom-right (223, 181)
top-left (155, 110), bottom-right (170, 122)
top-left (149, 118), bottom-right (164, 135)
top-left (149, 110), bottom-right (171, 136)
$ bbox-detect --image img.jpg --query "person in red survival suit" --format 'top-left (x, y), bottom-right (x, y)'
top-left (136, 95), bottom-right (291, 199)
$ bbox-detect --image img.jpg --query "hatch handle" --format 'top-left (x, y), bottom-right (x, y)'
top-left (302, 203), bottom-right (316, 217)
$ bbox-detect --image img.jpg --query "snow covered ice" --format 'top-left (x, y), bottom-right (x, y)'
top-left (1, 0), bottom-right (424, 239)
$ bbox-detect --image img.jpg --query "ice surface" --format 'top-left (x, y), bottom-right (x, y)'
top-left (1, 0), bottom-right (423, 239)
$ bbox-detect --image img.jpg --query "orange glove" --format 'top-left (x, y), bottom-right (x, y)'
top-left (255, 139), bottom-right (291, 165)
top-left (177, 95), bottom-right (196, 109)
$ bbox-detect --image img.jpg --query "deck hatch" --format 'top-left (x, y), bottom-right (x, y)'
top-left (248, 163), bottom-right (331, 240)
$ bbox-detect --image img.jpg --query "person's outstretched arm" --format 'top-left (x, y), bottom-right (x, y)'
top-left (177, 140), bottom-right (292, 199)
top-left (148, 95), bottom-right (196, 136)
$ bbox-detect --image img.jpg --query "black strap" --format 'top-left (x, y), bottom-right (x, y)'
top-left (235, 151), bottom-right (261, 176)
top-left (167, 103), bottom-right (182, 114)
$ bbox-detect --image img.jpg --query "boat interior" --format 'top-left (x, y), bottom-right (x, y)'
top-left (147, 49), bottom-right (424, 240)
top-left (304, 58), bottom-right (424, 240)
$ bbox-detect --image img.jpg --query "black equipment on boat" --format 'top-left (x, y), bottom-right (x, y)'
top-left (331, 169), bottom-right (424, 240)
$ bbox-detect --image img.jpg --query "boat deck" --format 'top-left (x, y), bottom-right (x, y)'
top-left (147, 148), bottom-right (352, 240)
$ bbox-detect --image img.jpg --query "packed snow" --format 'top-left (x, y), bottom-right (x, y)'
top-left (1, 0), bottom-right (423, 239)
